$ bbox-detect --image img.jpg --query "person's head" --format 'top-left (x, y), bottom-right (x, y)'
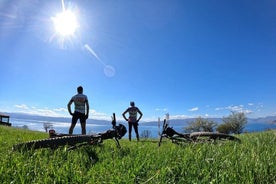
top-left (130, 101), bottom-right (135, 107)
top-left (77, 86), bottom-right (83, 94)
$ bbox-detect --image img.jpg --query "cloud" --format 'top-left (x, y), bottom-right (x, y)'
top-left (226, 105), bottom-right (244, 112)
top-left (53, 108), bottom-right (67, 112)
top-left (255, 103), bottom-right (264, 111)
top-left (155, 108), bottom-right (168, 112)
top-left (89, 109), bottom-right (111, 120)
top-left (215, 104), bottom-right (252, 115)
top-left (12, 104), bottom-right (117, 120)
top-left (36, 108), bottom-right (63, 117)
top-left (188, 107), bottom-right (199, 112)
top-left (215, 107), bottom-right (224, 111)
top-left (14, 104), bottom-right (67, 117)
top-left (170, 114), bottom-right (192, 119)
top-left (242, 109), bottom-right (253, 114)
top-left (14, 104), bottom-right (29, 110)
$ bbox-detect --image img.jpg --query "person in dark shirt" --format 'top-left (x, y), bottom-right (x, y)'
top-left (122, 101), bottom-right (143, 141)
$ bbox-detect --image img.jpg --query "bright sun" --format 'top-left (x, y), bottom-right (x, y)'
top-left (52, 10), bottom-right (79, 36)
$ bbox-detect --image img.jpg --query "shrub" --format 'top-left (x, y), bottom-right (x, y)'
top-left (140, 130), bottom-right (152, 139)
top-left (185, 117), bottom-right (217, 132)
top-left (218, 111), bottom-right (247, 134)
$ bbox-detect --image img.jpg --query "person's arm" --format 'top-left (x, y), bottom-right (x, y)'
top-left (137, 108), bottom-right (143, 122)
top-left (67, 99), bottom-right (74, 116)
top-left (85, 99), bottom-right (89, 119)
top-left (122, 109), bottom-right (128, 121)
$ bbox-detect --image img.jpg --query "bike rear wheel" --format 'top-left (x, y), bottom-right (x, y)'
top-left (13, 135), bottom-right (97, 151)
top-left (190, 132), bottom-right (241, 142)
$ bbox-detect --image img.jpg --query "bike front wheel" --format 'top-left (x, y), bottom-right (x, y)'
top-left (190, 132), bottom-right (241, 143)
top-left (13, 135), bottom-right (95, 151)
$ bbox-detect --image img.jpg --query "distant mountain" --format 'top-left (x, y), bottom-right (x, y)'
top-left (249, 116), bottom-right (276, 124)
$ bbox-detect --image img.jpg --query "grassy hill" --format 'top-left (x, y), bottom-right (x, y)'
top-left (0, 126), bottom-right (275, 183)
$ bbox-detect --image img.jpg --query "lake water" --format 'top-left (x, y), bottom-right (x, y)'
top-left (10, 118), bottom-right (276, 138)
top-left (10, 118), bottom-right (187, 138)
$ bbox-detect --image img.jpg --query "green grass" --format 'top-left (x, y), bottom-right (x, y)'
top-left (0, 126), bottom-right (275, 184)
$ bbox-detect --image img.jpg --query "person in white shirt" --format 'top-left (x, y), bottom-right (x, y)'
top-left (67, 86), bottom-right (89, 135)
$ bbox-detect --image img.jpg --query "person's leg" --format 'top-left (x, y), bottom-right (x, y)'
top-left (128, 122), bottom-right (132, 141)
top-left (80, 113), bottom-right (86, 135)
top-left (133, 123), bottom-right (139, 141)
top-left (69, 113), bottom-right (78, 134)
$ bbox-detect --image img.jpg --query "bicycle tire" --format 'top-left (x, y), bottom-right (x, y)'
top-left (190, 132), bottom-right (241, 142)
top-left (13, 135), bottom-right (96, 151)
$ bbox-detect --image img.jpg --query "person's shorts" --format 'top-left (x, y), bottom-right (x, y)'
top-left (73, 111), bottom-right (86, 123)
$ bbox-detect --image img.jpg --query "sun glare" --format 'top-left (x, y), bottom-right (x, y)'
top-left (52, 10), bottom-right (79, 36)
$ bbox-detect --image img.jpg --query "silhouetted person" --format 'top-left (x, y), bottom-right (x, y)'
top-left (122, 101), bottom-right (143, 141)
top-left (67, 86), bottom-right (89, 135)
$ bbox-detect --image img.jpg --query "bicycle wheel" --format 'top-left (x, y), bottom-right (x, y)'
top-left (190, 132), bottom-right (241, 142)
top-left (13, 135), bottom-right (95, 151)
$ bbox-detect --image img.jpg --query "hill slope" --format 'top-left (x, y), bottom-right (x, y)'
top-left (0, 126), bottom-right (275, 183)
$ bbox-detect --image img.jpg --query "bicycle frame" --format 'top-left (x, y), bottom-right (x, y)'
top-left (158, 119), bottom-right (240, 146)
top-left (13, 113), bottom-right (127, 151)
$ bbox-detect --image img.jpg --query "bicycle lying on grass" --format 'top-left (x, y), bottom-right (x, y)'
top-left (13, 113), bottom-right (127, 151)
top-left (158, 119), bottom-right (241, 146)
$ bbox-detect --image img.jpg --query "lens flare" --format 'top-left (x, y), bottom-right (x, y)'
top-left (84, 44), bottom-right (116, 77)
top-left (104, 65), bottom-right (115, 77)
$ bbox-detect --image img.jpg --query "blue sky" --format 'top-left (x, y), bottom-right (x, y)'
top-left (0, 0), bottom-right (275, 121)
